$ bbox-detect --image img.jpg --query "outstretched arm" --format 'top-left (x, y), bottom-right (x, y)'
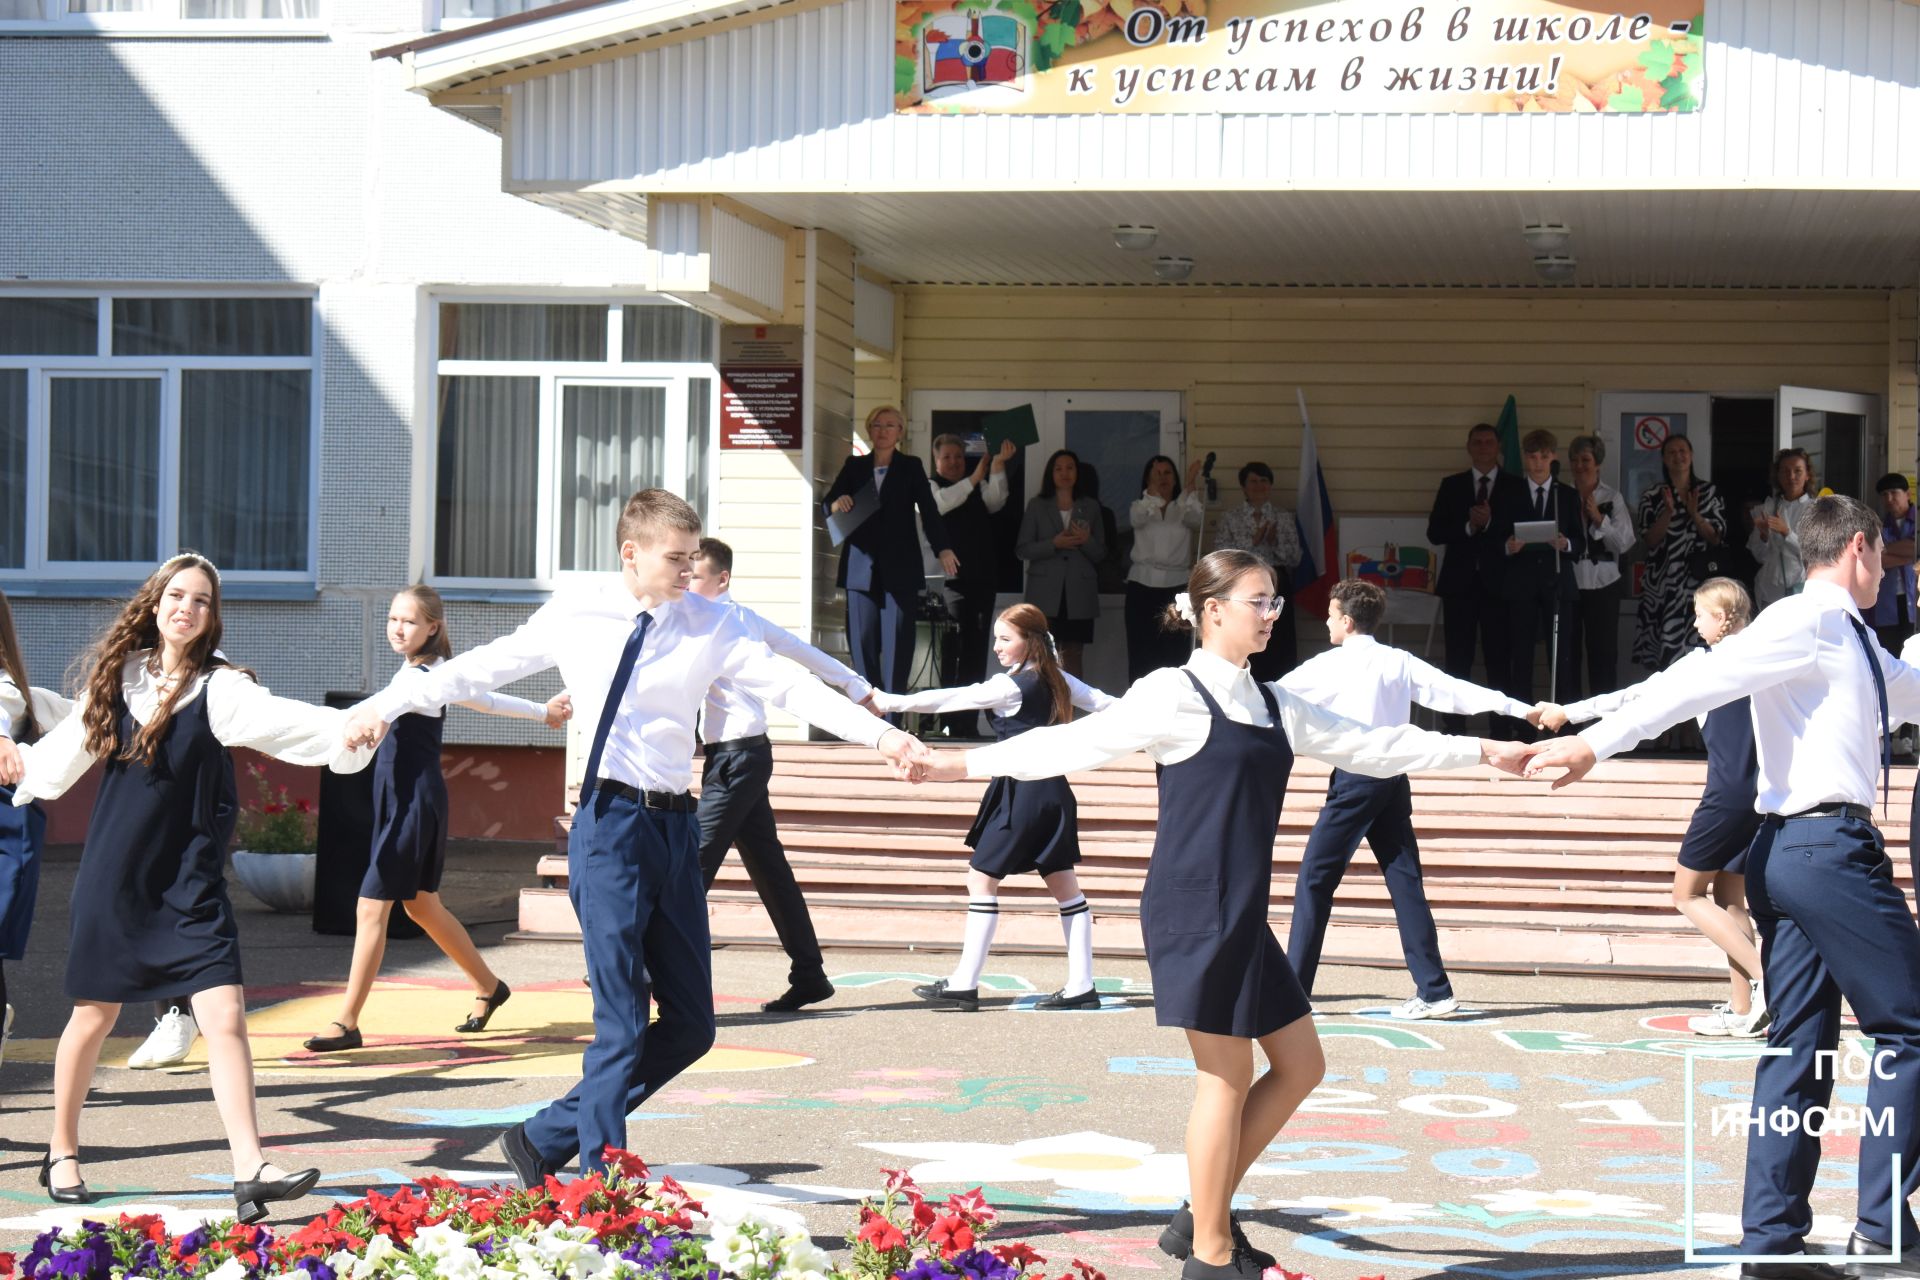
top-left (210, 669), bottom-right (373, 774)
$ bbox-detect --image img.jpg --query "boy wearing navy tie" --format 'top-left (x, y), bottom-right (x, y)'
top-left (344, 490), bottom-right (925, 1184)
top-left (1527, 496), bottom-right (1920, 1278)
top-left (1280, 579), bottom-right (1535, 1020)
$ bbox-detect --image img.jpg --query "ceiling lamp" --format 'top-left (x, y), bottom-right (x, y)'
top-left (1532, 254), bottom-right (1578, 283)
top-left (1153, 256), bottom-right (1195, 282)
top-left (1112, 224), bottom-right (1159, 251)
top-left (1522, 222), bottom-right (1572, 253)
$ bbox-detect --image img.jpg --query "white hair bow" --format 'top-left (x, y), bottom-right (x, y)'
top-left (1173, 592), bottom-right (1196, 624)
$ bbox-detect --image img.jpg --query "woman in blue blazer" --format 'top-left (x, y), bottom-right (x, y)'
top-left (1016, 449), bottom-right (1106, 676)
top-left (824, 406), bottom-right (955, 695)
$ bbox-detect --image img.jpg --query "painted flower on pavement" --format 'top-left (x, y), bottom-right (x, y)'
top-left (1274, 1195), bottom-right (1436, 1222)
top-left (1691, 1212), bottom-right (1853, 1242)
top-left (1473, 1190), bottom-right (1664, 1219)
top-left (865, 1132), bottom-right (1275, 1209)
top-left (816, 1087), bottom-right (945, 1103)
top-left (658, 1087), bottom-right (781, 1105)
top-left (853, 1068), bottom-right (963, 1081)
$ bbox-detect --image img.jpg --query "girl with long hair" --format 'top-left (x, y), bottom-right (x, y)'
top-left (0, 554), bottom-right (371, 1220)
top-left (869, 602), bottom-right (1113, 1009)
top-left (0, 590), bottom-right (74, 1063)
top-left (914, 551), bottom-right (1521, 1278)
top-left (1748, 447), bottom-right (1816, 607)
top-left (304, 585), bottom-right (570, 1053)
top-left (1015, 449), bottom-right (1106, 676)
top-left (1543, 577), bottom-right (1766, 1036)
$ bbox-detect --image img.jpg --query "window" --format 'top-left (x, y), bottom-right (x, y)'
top-left (0, 0), bottom-right (321, 30)
top-left (0, 292), bottom-right (317, 581)
top-left (428, 0), bottom-right (565, 29)
top-left (430, 298), bottom-right (718, 586)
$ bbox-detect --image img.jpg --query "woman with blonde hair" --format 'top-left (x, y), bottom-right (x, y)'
top-left (1542, 577), bottom-right (1766, 1037)
top-left (304, 584), bottom-right (571, 1053)
top-left (0, 553), bottom-right (371, 1219)
top-left (871, 602), bottom-right (1113, 1009)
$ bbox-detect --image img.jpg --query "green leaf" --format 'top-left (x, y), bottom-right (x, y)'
top-left (1049, 0), bottom-right (1080, 28)
top-left (896, 53), bottom-right (918, 97)
top-left (1638, 41), bottom-right (1675, 79)
top-left (1690, 10), bottom-right (1705, 40)
top-left (994, 0), bottom-right (1038, 25)
top-left (1033, 20), bottom-right (1073, 69)
top-left (1607, 84), bottom-right (1645, 112)
top-left (1661, 72), bottom-right (1700, 111)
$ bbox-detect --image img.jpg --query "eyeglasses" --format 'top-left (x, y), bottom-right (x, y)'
top-left (1223, 595), bottom-right (1285, 617)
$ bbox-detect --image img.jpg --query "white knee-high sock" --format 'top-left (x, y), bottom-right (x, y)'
top-left (1059, 895), bottom-right (1094, 996)
top-left (949, 900), bottom-right (999, 991)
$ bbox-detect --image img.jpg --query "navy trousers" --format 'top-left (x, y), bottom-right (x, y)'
top-left (697, 741), bottom-right (826, 985)
top-left (1741, 813), bottom-right (1920, 1253)
top-left (1286, 772), bottom-right (1453, 1002)
top-left (523, 790), bottom-right (716, 1174)
top-left (846, 585), bottom-right (916, 696)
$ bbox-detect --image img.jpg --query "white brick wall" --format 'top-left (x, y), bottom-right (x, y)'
top-left (1, 10), bottom-right (643, 745)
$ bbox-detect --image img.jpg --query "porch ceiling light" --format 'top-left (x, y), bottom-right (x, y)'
top-left (1112, 224), bottom-right (1159, 251)
top-left (1153, 255), bottom-right (1195, 282)
top-left (1532, 254), bottom-right (1578, 283)
top-left (1522, 222), bottom-right (1572, 253)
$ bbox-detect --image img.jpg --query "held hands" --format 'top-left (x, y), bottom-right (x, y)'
top-left (544, 692), bottom-right (574, 730)
top-left (1469, 502), bottom-right (1493, 531)
top-left (876, 728), bottom-right (935, 781)
top-left (1527, 702), bottom-right (1570, 732)
top-left (0, 735), bottom-right (21, 787)
top-left (342, 705), bottom-right (390, 752)
top-left (1505, 536), bottom-right (1522, 555)
top-left (1053, 524), bottom-right (1090, 550)
top-left (1478, 739), bottom-right (1533, 777)
top-left (1518, 735), bottom-right (1598, 788)
top-left (938, 549), bottom-right (962, 576)
top-left (831, 495), bottom-right (855, 515)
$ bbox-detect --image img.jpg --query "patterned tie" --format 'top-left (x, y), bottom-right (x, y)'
top-left (580, 610), bottom-right (653, 806)
top-left (1476, 475), bottom-right (1490, 506)
top-left (1847, 614), bottom-right (1891, 818)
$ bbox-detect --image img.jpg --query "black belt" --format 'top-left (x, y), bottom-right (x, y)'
top-left (705, 733), bottom-right (771, 755)
top-left (1777, 802), bottom-right (1873, 823)
top-left (593, 779), bottom-right (697, 812)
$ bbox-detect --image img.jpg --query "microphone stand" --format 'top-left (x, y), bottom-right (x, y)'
top-left (1548, 461), bottom-right (1563, 711)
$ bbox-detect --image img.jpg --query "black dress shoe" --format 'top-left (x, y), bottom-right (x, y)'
top-left (1739, 1260), bottom-right (1846, 1279)
top-left (1179, 1244), bottom-right (1267, 1280)
top-left (233, 1164), bottom-right (320, 1225)
top-left (762, 976), bottom-right (835, 1013)
top-left (456, 981), bottom-right (511, 1033)
top-left (499, 1123), bottom-right (550, 1192)
top-left (1035, 987), bottom-right (1101, 1011)
top-left (1159, 1201), bottom-right (1276, 1269)
top-left (303, 1022), bottom-right (363, 1052)
top-left (912, 979), bottom-right (979, 1010)
top-left (39, 1153), bottom-right (95, 1205)
top-left (1847, 1231), bottom-right (1890, 1257)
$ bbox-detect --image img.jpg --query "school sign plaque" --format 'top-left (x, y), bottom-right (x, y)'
top-left (894, 0), bottom-right (1705, 114)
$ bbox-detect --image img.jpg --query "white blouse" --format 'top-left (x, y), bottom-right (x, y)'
top-left (963, 647), bottom-right (1482, 781)
top-left (385, 657), bottom-right (551, 721)
top-left (1, 674), bottom-right (75, 743)
top-left (872, 668), bottom-right (1115, 717)
top-left (1127, 489), bottom-right (1205, 588)
top-left (11, 653), bottom-right (372, 805)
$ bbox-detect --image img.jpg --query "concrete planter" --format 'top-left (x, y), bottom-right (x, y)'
top-left (230, 850), bottom-right (317, 914)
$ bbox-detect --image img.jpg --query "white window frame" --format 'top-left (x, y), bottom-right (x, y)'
top-left (0, 0), bottom-right (326, 35)
top-left (0, 287), bottom-right (322, 586)
top-left (426, 294), bottom-right (721, 593)
top-left (423, 0), bottom-right (559, 31)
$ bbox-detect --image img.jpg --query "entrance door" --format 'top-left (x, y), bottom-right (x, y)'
top-left (1596, 392), bottom-right (1714, 513)
top-left (911, 390), bottom-right (1185, 694)
top-left (1777, 386), bottom-right (1882, 501)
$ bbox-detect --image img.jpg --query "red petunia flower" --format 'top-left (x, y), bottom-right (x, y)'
top-left (928, 1214), bottom-right (974, 1257)
top-left (1070, 1260), bottom-right (1107, 1280)
top-left (993, 1242), bottom-right (1046, 1270)
top-left (855, 1209), bottom-right (908, 1253)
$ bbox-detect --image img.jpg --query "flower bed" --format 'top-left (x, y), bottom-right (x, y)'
top-left (5, 1154), bottom-right (1342, 1280)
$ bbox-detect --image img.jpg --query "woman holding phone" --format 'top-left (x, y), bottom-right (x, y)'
top-left (1016, 449), bottom-right (1106, 677)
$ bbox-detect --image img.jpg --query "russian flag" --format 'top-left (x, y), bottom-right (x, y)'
top-left (1292, 389), bottom-right (1337, 613)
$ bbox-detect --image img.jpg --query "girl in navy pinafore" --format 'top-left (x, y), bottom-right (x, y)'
top-left (923, 551), bottom-right (1494, 1280)
top-left (9, 553), bottom-right (371, 1218)
top-left (304, 585), bottom-right (567, 1053)
top-left (871, 603), bottom-right (1112, 1009)
top-left (1557, 577), bottom-right (1764, 1037)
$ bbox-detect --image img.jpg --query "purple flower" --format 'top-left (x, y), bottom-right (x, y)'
top-left (292, 1256), bottom-right (338, 1280)
top-left (895, 1258), bottom-right (949, 1280)
top-left (474, 1241), bottom-right (498, 1259)
top-left (176, 1230), bottom-right (211, 1258)
top-left (949, 1249), bottom-right (1015, 1280)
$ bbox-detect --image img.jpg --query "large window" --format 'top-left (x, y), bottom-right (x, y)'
top-left (428, 0), bottom-right (565, 28)
top-left (0, 0), bottom-right (321, 28)
top-left (431, 299), bottom-right (718, 587)
top-left (0, 292), bottom-right (317, 582)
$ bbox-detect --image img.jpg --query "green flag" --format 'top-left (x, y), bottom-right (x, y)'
top-left (1494, 394), bottom-right (1523, 473)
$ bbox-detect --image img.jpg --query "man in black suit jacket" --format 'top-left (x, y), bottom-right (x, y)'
top-left (1497, 429), bottom-right (1587, 733)
top-left (823, 408), bottom-right (955, 700)
top-left (1426, 423), bottom-right (1525, 733)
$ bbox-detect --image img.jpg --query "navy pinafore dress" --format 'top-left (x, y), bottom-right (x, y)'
top-left (1143, 670), bottom-right (1310, 1038)
top-left (965, 670), bottom-right (1080, 879)
top-left (1677, 696), bottom-right (1761, 873)
top-left (361, 668), bottom-right (450, 901)
top-left (0, 687), bottom-right (46, 961)
top-left (69, 680), bottom-right (242, 1002)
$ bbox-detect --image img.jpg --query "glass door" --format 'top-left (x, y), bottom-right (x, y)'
top-left (1777, 386), bottom-right (1882, 501)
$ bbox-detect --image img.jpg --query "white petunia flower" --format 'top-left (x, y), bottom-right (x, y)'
top-left (206, 1257), bottom-right (251, 1280)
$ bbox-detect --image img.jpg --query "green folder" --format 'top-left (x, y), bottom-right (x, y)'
top-left (980, 404), bottom-right (1040, 451)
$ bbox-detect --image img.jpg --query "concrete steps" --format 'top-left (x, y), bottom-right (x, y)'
top-left (515, 744), bottom-right (1916, 978)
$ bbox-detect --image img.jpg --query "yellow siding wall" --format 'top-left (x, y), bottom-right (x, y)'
top-left (1894, 289), bottom-right (1919, 475)
top-left (899, 288), bottom-right (1896, 526)
top-left (808, 231), bottom-right (859, 663)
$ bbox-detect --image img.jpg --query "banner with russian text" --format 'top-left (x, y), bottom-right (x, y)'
top-left (894, 0), bottom-right (1704, 114)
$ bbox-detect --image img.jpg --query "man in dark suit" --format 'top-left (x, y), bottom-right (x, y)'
top-left (1497, 429), bottom-right (1587, 734)
top-left (1426, 423), bottom-right (1525, 733)
top-left (823, 407), bottom-right (956, 699)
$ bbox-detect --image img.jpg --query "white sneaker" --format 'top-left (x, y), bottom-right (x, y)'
top-left (1687, 1009), bottom-right (1737, 1037)
top-left (1391, 995), bottom-right (1459, 1020)
top-left (128, 1006), bottom-right (198, 1069)
top-left (1731, 999), bottom-right (1772, 1039)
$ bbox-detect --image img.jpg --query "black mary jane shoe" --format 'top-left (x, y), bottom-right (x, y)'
top-left (456, 981), bottom-right (511, 1033)
top-left (234, 1163), bottom-right (321, 1225)
top-left (911, 979), bottom-right (979, 1010)
top-left (40, 1153), bottom-right (96, 1205)
top-left (302, 1021), bottom-right (363, 1053)
top-left (1034, 987), bottom-right (1101, 1011)
top-left (1159, 1201), bottom-right (1277, 1270)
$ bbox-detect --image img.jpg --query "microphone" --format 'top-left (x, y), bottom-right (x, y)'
top-left (1201, 451), bottom-right (1218, 503)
